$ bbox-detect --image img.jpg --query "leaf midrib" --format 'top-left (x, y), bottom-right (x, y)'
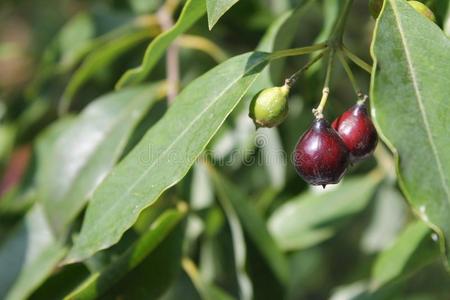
top-left (391, 0), bottom-right (450, 201)
top-left (75, 55), bottom-right (266, 254)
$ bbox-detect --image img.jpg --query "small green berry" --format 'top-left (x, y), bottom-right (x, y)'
top-left (249, 84), bottom-right (290, 128)
top-left (369, 0), bottom-right (383, 19)
top-left (407, 1), bottom-right (436, 23)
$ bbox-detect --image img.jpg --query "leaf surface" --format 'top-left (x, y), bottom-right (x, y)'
top-left (371, 221), bottom-right (439, 289)
top-left (0, 204), bottom-right (67, 300)
top-left (268, 175), bottom-right (381, 251)
top-left (371, 0), bottom-right (450, 266)
top-left (40, 85), bottom-right (161, 234)
top-left (116, 0), bottom-right (206, 89)
top-left (68, 52), bottom-right (268, 262)
top-left (65, 207), bottom-right (186, 299)
top-left (207, 0), bottom-right (239, 29)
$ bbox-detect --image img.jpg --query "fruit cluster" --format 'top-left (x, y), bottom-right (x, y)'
top-left (249, 87), bottom-right (378, 188)
top-left (293, 101), bottom-right (378, 188)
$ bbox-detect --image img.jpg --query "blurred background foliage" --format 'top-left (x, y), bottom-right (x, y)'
top-left (0, 0), bottom-right (449, 299)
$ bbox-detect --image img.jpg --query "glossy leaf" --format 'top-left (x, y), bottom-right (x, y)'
top-left (268, 175), bottom-right (381, 251)
top-left (64, 206), bottom-right (186, 299)
top-left (371, 221), bottom-right (439, 289)
top-left (116, 0), bottom-right (206, 89)
top-left (67, 52), bottom-right (269, 262)
top-left (0, 204), bottom-right (67, 300)
top-left (209, 167), bottom-right (289, 285)
top-left (39, 85), bottom-right (161, 235)
top-left (207, 0), bottom-right (240, 30)
top-left (371, 0), bottom-right (450, 266)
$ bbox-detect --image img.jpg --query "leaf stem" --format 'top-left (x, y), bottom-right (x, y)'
top-left (285, 50), bottom-right (328, 87)
top-left (342, 46), bottom-right (372, 74)
top-left (337, 50), bottom-right (364, 99)
top-left (269, 43), bottom-right (328, 60)
top-left (313, 50), bottom-right (335, 119)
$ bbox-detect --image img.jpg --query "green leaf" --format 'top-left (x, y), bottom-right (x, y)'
top-left (59, 31), bottom-right (152, 112)
top-left (68, 52), bottom-right (269, 262)
top-left (102, 215), bottom-right (186, 300)
top-left (58, 13), bottom-right (95, 69)
top-left (268, 174), bottom-right (381, 251)
top-left (0, 204), bottom-right (67, 300)
top-left (207, 0), bottom-right (240, 30)
top-left (371, 0), bottom-right (450, 266)
top-left (209, 166), bottom-right (289, 286)
top-left (371, 221), bottom-right (439, 289)
top-left (39, 85), bottom-right (161, 235)
top-left (64, 206), bottom-right (187, 299)
top-left (116, 0), bottom-right (206, 89)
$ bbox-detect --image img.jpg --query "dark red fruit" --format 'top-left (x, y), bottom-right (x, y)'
top-left (332, 102), bottom-right (378, 162)
top-left (294, 118), bottom-right (349, 187)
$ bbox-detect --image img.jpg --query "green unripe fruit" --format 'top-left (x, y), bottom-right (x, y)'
top-left (249, 84), bottom-right (290, 128)
top-left (407, 1), bottom-right (436, 23)
top-left (369, 0), bottom-right (383, 18)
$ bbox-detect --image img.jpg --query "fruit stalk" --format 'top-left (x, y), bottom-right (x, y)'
top-left (313, 50), bottom-right (335, 119)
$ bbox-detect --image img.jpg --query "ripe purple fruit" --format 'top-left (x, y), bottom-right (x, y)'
top-left (332, 102), bottom-right (378, 162)
top-left (294, 118), bottom-right (349, 187)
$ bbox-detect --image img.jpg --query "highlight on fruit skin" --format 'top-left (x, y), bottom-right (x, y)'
top-left (332, 102), bottom-right (378, 162)
top-left (249, 84), bottom-right (290, 128)
top-left (293, 118), bottom-right (349, 188)
top-left (407, 1), bottom-right (436, 22)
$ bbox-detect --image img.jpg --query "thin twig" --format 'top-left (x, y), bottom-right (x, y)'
top-left (342, 46), bottom-right (372, 74)
top-left (337, 50), bottom-right (364, 99)
top-left (285, 50), bottom-right (328, 87)
top-left (313, 50), bottom-right (336, 118)
top-left (157, 5), bottom-right (180, 104)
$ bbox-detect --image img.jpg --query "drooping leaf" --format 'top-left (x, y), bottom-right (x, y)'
top-left (207, 0), bottom-right (240, 30)
top-left (67, 52), bottom-right (269, 262)
top-left (59, 31), bottom-right (152, 112)
top-left (0, 204), bottom-right (67, 300)
top-left (39, 84), bottom-right (162, 235)
top-left (64, 206), bottom-right (187, 299)
top-left (371, 221), bottom-right (439, 289)
top-left (268, 174), bottom-right (381, 251)
top-left (116, 0), bottom-right (206, 89)
top-left (371, 0), bottom-right (450, 266)
top-left (209, 166), bottom-right (289, 285)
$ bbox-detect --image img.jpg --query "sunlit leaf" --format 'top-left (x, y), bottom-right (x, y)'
top-left (371, 0), bottom-right (450, 266)
top-left (67, 52), bottom-right (269, 262)
top-left (371, 221), bottom-right (439, 289)
top-left (39, 85), bottom-right (162, 235)
top-left (207, 0), bottom-right (240, 30)
top-left (116, 0), bottom-right (206, 89)
top-left (268, 174), bottom-right (381, 251)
